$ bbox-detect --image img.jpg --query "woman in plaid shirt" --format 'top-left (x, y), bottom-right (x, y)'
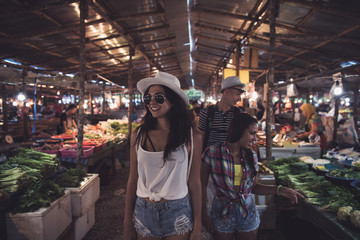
top-left (201, 113), bottom-right (304, 240)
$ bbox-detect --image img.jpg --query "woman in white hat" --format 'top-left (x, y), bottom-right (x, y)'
top-left (124, 72), bottom-right (202, 240)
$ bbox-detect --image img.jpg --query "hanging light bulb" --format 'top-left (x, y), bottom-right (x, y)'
top-left (17, 92), bottom-right (26, 101)
top-left (334, 80), bottom-right (343, 96)
top-left (57, 90), bottom-right (60, 95)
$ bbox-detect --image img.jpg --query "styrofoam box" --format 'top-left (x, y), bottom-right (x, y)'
top-left (252, 194), bottom-right (274, 205)
top-left (73, 204), bottom-right (95, 240)
top-left (257, 204), bottom-right (277, 230)
top-left (259, 146), bottom-right (321, 160)
top-left (66, 173), bottom-right (100, 217)
top-left (6, 190), bottom-right (72, 240)
top-left (252, 174), bottom-right (275, 205)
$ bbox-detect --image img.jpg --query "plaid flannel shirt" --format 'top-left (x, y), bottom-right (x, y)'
top-left (202, 142), bottom-right (258, 218)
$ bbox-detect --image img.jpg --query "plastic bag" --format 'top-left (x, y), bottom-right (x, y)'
top-left (287, 83), bottom-right (298, 97)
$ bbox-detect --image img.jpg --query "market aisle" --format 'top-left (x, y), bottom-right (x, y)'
top-left (82, 159), bottom-right (282, 240)
top-left (83, 160), bottom-right (334, 240)
top-left (83, 159), bottom-right (128, 240)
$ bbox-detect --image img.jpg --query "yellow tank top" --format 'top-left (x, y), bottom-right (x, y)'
top-left (234, 164), bottom-right (243, 186)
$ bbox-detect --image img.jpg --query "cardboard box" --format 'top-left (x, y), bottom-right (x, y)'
top-left (66, 174), bottom-right (100, 217)
top-left (73, 204), bottom-right (95, 240)
top-left (6, 190), bottom-right (72, 240)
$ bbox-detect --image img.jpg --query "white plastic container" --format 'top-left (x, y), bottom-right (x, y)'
top-left (6, 190), bottom-right (72, 240)
top-left (66, 173), bottom-right (100, 217)
top-left (73, 204), bottom-right (95, 240)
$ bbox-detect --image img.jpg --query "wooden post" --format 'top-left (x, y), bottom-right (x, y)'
top-left (265, 0), bottom-right (277, 161)
top-left (235, 41), bottom-right (241, 77)
top-left (102, 84), bottom-right (105, 114)
top-left (90, 92), bottom-right (94, 118)
top-left (76, 0), bottom-right (88, 169)
top-left (306, 88), bottom-right (311, 103)
top-left (59, 89), bottom-right (63, 113)
top-left (278, 91), bottom-right (282, 115)
top-left (354, 85), bottom-right (359, 132)
top-left (333, 97), bottom-right (340, 142)
top-left (291, 97), bottom-right (295, 129)
top-left (2, 85), bottom-right (8, 132)
top-left (128, 47), bottom-right (134, 140)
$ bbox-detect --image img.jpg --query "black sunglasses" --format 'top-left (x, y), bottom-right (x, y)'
top-left (143, 94), bottom-right (166, 105)
top-left (232, 88), bottom-right (246, 94)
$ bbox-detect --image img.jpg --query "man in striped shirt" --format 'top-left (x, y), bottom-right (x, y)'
top-left (198, 76), bottom-right (246, 149)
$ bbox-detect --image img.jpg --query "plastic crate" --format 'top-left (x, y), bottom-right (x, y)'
top-left (60, 146), bottom-right (94, 158)
top-left (66, 174), bottom-right (100, 217)
top-left (6, 190), bottom-right (71, 240)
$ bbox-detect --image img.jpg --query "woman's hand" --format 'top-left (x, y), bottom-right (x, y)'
top-left (279, 186), bottom-right (305, 204)
top-left (202, 214), bottom-right (214, 234)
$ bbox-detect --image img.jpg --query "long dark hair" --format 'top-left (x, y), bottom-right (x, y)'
top-left (135, 85), bottom-right (194, 162)
top-left (227, 113), bottom-right (258, 175)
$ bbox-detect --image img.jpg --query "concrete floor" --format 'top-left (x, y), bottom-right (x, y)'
top-left (83, 160), bottom-right (335, 240)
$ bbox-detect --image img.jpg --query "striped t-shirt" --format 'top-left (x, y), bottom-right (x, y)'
top-left (198, 104), bottom-right (240, 147)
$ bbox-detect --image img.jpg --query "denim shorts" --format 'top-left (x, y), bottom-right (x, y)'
top-left (210, 196), bottom-right (260, 233)
top-left (133, 195), bottom-right (193, 238)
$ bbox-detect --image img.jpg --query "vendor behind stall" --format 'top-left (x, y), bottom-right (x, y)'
top-left (57, 104), bottom-right (77, 134)
top-left (299, 103), bottom-right (327, 154)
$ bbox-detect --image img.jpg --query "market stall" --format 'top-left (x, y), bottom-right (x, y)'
top-left (265, 155), bottom-right (360, 239)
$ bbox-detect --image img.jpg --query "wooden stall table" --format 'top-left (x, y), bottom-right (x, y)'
top-left (294, 200), bottom-right (360, 240)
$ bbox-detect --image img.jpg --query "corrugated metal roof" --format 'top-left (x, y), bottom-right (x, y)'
top-left (0, 0), bottom-right (359, 93)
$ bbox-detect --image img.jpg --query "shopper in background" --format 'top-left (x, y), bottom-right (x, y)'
top-left (198, 76), bottom-right (246, 151)
top-left (57, 104), bottom-right (77, 134)
top-left (201, 113), bottom-right (304, 240)
top-left (299, 103), bottom-right (327, 154)
top-left (124, 72), bottom-right (202, 240)
top-left (254, 101), bottom-right (265, 121)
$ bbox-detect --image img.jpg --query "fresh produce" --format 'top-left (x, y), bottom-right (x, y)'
top-left (258, 162), bottom-right (273, 174)
top-left (267, 157), bottom-right (299, 170)
top-left (0, 167), bottom-right (30, 193)
top-left (110, 121), bottom-right (122, 131)
top-left (328, 168), bottom-right (360, 179)
top-left (337, 206), bottom-right (352, 222)
top-left (8, 149), bottom-right (59, 177)
top-left (54, 168), bottom-right (87, 187)
top-left (352, 161), bottom-right (360, 168)
top-left (12, 180), bottom-right (64, 213)
top-left (267, 157), bottom-right (360, 212)
top-left (350, 210), bottom-right (360, 230)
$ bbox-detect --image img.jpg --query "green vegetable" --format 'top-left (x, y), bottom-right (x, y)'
top-left (329, 168), bottom-right (360, 179)
top-left (12, 180), bottom-right (64, 213)
top-left (0, 167), bottom-right (31, 193)
top-left (54, 168), bottom-right (87, 187)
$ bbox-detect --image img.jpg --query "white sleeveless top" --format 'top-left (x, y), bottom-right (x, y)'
top-left (136, 129), bottom-right (193, 202)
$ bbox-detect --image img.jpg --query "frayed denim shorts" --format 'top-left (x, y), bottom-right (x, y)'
top-left (210, 195), bottom-right (260, 233)
top-left (133, 195), bottom-right (193, 238)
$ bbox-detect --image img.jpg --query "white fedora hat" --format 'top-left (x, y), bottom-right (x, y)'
top-left (137, 72), bottom-right (189, 106)
top-left (220, 76), bottom-right (245, 92)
